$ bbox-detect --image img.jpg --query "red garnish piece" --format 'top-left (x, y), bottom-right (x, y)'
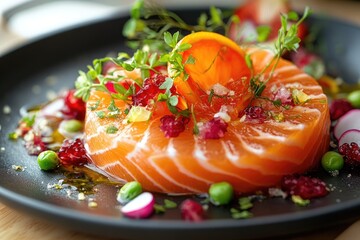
top-left (281, 175), bottom-right (328, 199)
top-left (58, 138), bottom-right (90, 166)
top-left (272, 87), bottom-right (293, 105)
top-left (132, 74), bottom-right (174, 107)
top-left (198, 117), bottom-right (228, 139)
top-left (330, 99), bottom-right (354, 120)
top-left (160, 115), bottom-right (190, 138)
top-left (339, 142), bottom-right (360, 163)
top-left (62, 90), bottom-right (86, 120)
top-left (241, 106), bottom-right (267, 123)
top-left (180, 199), bottom-right (204, 222)
top-left (291, 47), bottom-right (318, 69)
top-left (25, 134), bottom-right (47, 155)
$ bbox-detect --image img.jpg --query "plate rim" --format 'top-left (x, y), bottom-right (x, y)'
top-left (1, 8), bottom-right (360, 239)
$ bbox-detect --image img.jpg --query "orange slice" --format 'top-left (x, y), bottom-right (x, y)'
top-left (169, 32), bottom-right (252, 118)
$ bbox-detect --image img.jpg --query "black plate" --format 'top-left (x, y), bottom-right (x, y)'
top-left (1, 8), bottom-right (360, 240)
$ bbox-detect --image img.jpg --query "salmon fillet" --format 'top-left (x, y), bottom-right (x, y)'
top-left (84, 48), bottom-right (330, 194)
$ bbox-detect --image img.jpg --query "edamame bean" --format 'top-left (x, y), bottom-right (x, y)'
top-left (209, 181), bottom-right (234, 206)
top-left (37, 150), bottom-right (59, 170)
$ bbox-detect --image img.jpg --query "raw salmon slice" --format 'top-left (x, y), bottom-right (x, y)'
top-left (84, 33), bottom-right (330, 194)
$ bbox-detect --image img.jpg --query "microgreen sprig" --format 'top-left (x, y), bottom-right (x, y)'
top-left (123, 0), bottom-right (239, 51)
top-left (160, 31), bottom-right (195, 80)
top-left (248, 7), bottom-right (311, 100)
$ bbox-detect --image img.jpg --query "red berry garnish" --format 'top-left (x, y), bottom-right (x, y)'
top-left (132, 74), bottom-right (174, 107)
top-left (180, 199), bottom-right (204, 222)
top-left (198, 117), bottom-right (228, 139)
top-left (241, 106), bottom-right (267, 123)
top-left (339, 142), bottom-right (360, 163)
top-left (281, 175), bottom-right (328, 199)
top-left (160, 115), bottom-right (189, 138)
top-left (58, 138), bottom-right (89, 166)
top-left (329, 99), bottom-right (354, 120)
top-left (62, 90), bottom-right (86, 120)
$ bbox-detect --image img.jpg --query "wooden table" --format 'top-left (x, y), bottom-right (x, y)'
top-left (1, 0), bottom-right (360, 239)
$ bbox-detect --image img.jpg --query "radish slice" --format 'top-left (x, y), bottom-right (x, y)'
top-left (121, 192), bottom-right (155, 219)
top-left (39, 98), bottom-right (65, 117)
top-left (338, 129), bottom-right (360, 147)
top-left (334, 109), bottom-right (360, 140)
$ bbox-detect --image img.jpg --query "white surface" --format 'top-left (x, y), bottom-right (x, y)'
top-left (5, 0), bottom-right (243, 39)
top-left (6, 1), bottom-right (129, 38)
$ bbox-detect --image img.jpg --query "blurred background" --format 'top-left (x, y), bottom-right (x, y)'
top-left (1, 0), bottom-right (360, 55)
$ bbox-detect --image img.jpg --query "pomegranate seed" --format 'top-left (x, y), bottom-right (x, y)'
top-left (241, 106), bottom-right (267, 123)
top-left (160, 115), bottom-right (190, 138)
top-left (329, 99), bottom-right (354, 120)
top-left (62, 90), bottom-right (86, 120)
top-left (180, 199), bottom-right (204, 222)
top-left (132, 74), bottom-right (174, 107)
top-left (281, 175), bottom-right (328, 199)
top-left (58, 138), bottom-right (90, 166)
top-left (198, 117), bottom-right (228, 139)
top-left (339, 142), bottom-right (360, 163)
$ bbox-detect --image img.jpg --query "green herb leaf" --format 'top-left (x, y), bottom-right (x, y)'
top-left (159, 77), bottom-right (174, 92)
top-left (230, 208), bottom-right (253, 219)
top-left (198, 13), bottom-right (207, 27)
top-left (108, 99), bottom-right (120, 112)
top-left (291, 195), bottom-right (310, 206)
top-left (256, 25), bottom-right (271, 42)
top-left (89, 100), bottom-right (100, 111)
top-left (209, 6), bottom-right (222, 25)
top-left (177, 43), bottom-right (192, 52)
top-left (131, 0), bottom-right (144, 19)
top-left (154, 204), bottom-right (166, 214)
top-left (185, 55), bottom-right (196, 65)
top-left (191, 104), bottom-right (199, 135)
top-left (164, 32), bottom-right (175, 48)
top-left (96, 111), bottom-right (106, 119)
top-left (169, 96), bottom-right (179, 106)
top-left (245, 54), bottom-right (253, 70)
top-left (106, 125), bottom-right (119, 134)
top-left (148, 52), bottom-right (158, 67)
top-left (157, 93), bottom-right (168, 102)
top-left (287, 11), bottom-right (299, 21)
top-left (22, 114), bottom-right (36, 127)
top-left (164, 199), bottom-right (177, 209)
top-left (238, 197), bottom-right (253, 210)
top-left (8, 132), bottom-right (19, 140)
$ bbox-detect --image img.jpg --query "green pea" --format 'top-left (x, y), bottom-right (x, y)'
top-left (117, 181), bottom-right (142, 204)
top-left (321, 151), bottom-right (344, 172)
top-left (209, 181), bottom-right (234, 206)
top-left (347, 90), bottom-right (360, 108)
top-left (62, 119), bottom-right (83, 133)
top-left (37, 150), bottom-right (59, 171)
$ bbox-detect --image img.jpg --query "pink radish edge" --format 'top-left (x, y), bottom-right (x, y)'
top-left (338, 129), bottom-right (360, 147)
top-left (121, 192), bottom-right (155, 219)
top-left (334, 109), bottom-right (360, 140)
